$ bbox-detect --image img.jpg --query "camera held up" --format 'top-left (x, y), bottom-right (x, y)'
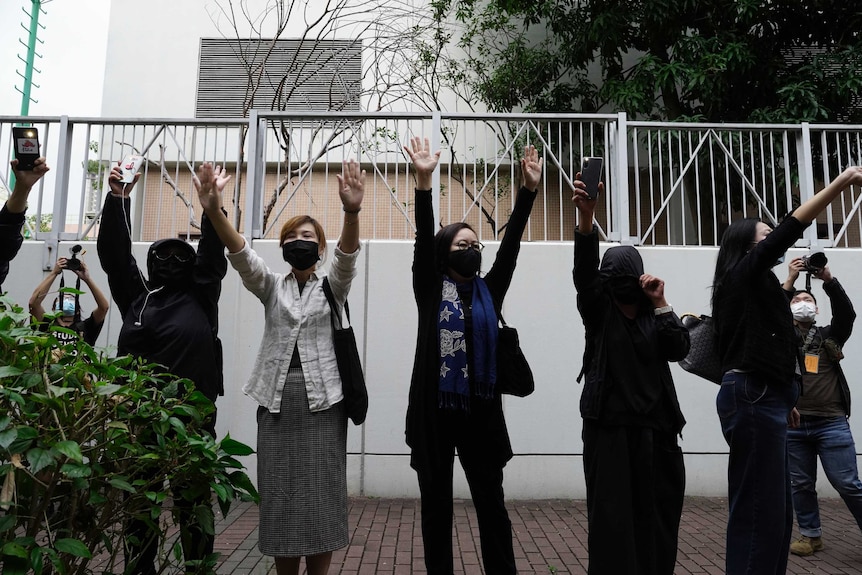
top-left (65, 244), bottom-right (83, 271)
top-left (802, 251), bottom-right (828, 291)
top-left (801, 251), bottom-right (828, 274)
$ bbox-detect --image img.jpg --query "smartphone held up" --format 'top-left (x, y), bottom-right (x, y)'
top-left (120, 154), bottom-right (145, 183)
top-left (580, 156), bottom-right (603, 200)
top-left (12, 127), bottom-right (40, 171)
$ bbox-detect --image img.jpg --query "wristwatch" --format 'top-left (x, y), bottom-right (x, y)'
top-left (654, 305), bottom-right (673, 316)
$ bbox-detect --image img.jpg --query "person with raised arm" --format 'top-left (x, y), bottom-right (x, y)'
top-left (29, 257), bottom-right (109, 348)
top-left (1, 157), bottom-right (50, 289)
top-left (403, 137), bottom-right (542, 575)
top-left (97, 161), bottom-right (228, 575)
top-left (710, 166), bottom-right (862, 575)
top-left (781, 258), bottom-right (862, 557)
top-left (196, 160), bottom-right (364, 575)
top-left (572, 172), bottom-right (689, 575)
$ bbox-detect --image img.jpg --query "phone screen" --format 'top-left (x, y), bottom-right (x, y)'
top-left (581, 157), bottom-right (603, 200)
top-left (12, 127), bottom-right (40, 171)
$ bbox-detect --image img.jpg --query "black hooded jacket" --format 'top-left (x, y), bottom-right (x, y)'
top-left (97, 195), bottom-right (226, 402)
top-left (573, 229), bottom-right (688, 433)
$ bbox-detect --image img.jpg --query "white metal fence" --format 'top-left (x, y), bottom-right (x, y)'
top-left (3, 113), bottom-right (862, 266)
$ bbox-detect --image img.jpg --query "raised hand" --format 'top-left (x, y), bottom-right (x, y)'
top-left (571, 172), bottom-right (601, 218)
top-left (107, 163), bottom-right (139, 198)
top-left (786, 257), bottom-right (805, 282)
top-left (73, 260), bottom-right (93, 282)
top-left (195, 163), bottom-right (231, 213)
top-left (839, 166), bottom-right (862, 189)
top-left (403, 137), bottom-right (441, 190)
top-left (11, 157), bottom-right (50, 191)
top-left (813, 264), bottom-right (833, 283)
top-left (640, 273), bottom-right (666, 306)
top-left (336, 159), bottom-right (365, 212)
top-left (520, 145), bottom-right (543, 191)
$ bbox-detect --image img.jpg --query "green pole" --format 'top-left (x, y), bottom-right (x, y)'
top-left (19, 0), bottom-right (43, 117)
top-left (12, 0), bottom-right (43, 190)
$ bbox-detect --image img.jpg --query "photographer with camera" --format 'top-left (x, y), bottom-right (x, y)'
top-left (29, 248), bottom-right (109, 347)
top-left (782, 255), bottom-right (862, 557)
top-left (1, 157), bottom-right (50, 290)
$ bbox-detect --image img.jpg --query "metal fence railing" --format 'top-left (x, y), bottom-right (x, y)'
top-left (3, 113), bottom-right (862, 268)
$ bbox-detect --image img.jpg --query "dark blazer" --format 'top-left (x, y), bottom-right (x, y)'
top-left (97, 195), bottom-right (227, 401)
top-left (573, 229), bottom-right (688, 434)
top-left (406, 187), bottom-right (536, 475)
top-left (713, 217), bottom-right (808, 388)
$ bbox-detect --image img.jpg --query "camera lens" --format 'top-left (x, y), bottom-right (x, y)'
top-left (808, 252), bottom-right (827, 269)
top-left (70, 244), bottom-right (82, 255)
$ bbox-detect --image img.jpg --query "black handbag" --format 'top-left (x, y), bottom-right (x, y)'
top-left (322, 278), bottom-right (368, 425)
top-left (679, 313), bottom-right (723, 384)
top-left (495, 314), bottom-right (535, 397)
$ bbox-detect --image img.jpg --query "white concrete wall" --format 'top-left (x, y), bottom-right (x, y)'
top-left (5, 240), bottom-right (862, 499)
top-left (100, 0), bottom-right (473, 117)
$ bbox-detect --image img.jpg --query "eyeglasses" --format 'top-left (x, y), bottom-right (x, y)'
top-left (154, 250), bottom-right (193, 263)
top-left (454, 241), bottom-right (485, 252)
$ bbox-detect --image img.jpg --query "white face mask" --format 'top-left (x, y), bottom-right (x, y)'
top-left (791, 301), bottom-right (816, 322)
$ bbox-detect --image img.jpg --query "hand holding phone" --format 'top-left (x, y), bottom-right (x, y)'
top-left (580, 156), bottom-right (603, 200)
top-left (120, 154), bottom-right (144, 184)
top-left (12, 127), bottom-right (40, 171)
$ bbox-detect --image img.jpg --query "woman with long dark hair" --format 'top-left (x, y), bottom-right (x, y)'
top-left (403, 137), bottom-right (542, 575)
top-left (711, 166), bottom-right (862, 575)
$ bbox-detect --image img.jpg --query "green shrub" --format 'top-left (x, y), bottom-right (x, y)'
top-left (0, 297), bottom-right (259, 574)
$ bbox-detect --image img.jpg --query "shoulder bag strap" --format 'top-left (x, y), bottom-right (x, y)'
top-left (321, 277), bottom-right (350, 329)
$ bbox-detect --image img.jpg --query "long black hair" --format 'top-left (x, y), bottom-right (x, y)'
top-left (711, 217), bottom-right (761, 309)
top-left (434, 222), bottom-right (474, 275)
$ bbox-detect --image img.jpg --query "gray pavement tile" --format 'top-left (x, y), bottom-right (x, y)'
top-left (213, 497), bottom-right (862, 574)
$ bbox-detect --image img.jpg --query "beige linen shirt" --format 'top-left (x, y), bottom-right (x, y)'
top-left (227, 241), bottom-right (360, 413)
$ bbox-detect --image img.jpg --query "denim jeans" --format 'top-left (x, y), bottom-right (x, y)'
top-left (717, 371), bottom-right (799, 575)
top-left (788, 415), bottom-right (862, 537)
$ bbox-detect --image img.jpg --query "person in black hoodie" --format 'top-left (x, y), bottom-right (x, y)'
top-left (97, 162), bottom-right (229, 575)
top-left (711, 165), bottom-right (862, 575)
top-left (403, 137), bottom-right (542, 575)
top-left (572, 177), bottom-right (689, 575)
top-left (1, 157), bottom-right (50, 290)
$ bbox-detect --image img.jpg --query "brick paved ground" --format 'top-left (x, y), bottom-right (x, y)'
top-left (214, 497), bottom-right (862, 574)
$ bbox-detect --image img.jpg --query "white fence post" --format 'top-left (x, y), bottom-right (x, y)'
top-left (796, 122), bottom-right (819, 248)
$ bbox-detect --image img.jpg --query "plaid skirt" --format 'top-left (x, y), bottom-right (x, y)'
top-left (256, 366), bottom-right (348, 557)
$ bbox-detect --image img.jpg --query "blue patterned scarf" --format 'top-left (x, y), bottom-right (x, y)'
top-left (438, 276), bottom-right (498, 409)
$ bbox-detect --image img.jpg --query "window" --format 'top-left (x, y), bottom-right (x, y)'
top-left (196, 38), bottom-right (362, 118)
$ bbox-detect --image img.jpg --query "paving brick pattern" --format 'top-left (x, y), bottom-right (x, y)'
top-left (214, 497), bottom-right (862, 574)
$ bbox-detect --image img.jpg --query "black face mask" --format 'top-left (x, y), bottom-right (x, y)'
top-left (282, 240), bottom-right (320, 270)
top-left (447, 248), bottom-right (482, 278)
top-left (606, 276), bottom-right (643, 305)
top-left (150, 259), bottom-right (194, 287)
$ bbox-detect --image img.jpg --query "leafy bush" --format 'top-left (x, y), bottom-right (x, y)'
top-left (0, 297), bottom-right (259, 574)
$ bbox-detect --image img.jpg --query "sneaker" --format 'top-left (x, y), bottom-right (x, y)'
top-left (790, 536), bottom-right (824, 556)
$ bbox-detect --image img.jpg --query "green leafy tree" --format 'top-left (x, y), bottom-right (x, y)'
top-left (437, 0), bottom-right (862, 122)
top-left (0, 298), bottom-right (258, 575)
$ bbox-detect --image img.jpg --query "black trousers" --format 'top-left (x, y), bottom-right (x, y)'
top-left (582, 420), bottom-right (685, 575)
top-left (415, 405), bottom-right (517, 575)
top-left (124, 487), bottom-right (215, 575)
top-left (124, 416), bottom-right (217, 575)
